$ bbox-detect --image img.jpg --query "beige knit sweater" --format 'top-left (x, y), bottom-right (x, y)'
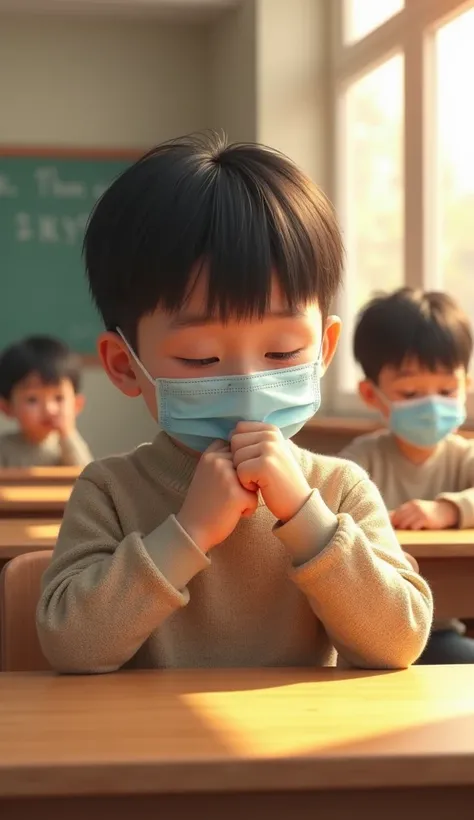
top-left (0, 430), bottom-right (92, 468)
top-left (37, 433), bottom-right (432, 673)
top-left (339, 431), bottom-right (474, 528)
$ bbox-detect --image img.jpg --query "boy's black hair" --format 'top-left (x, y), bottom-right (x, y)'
top-left (84, 132), bottom-right (343, 349)
top-left (0, 336), bottom-right (82, 400)
top-left (354, 288), bottom-right (473, 383)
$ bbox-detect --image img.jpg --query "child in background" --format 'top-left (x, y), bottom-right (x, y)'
top-left (339, 287), bottom-right (474, 664)
top-left (37, 134), bottom-right (431, 674)
top-left (0, 335), bottom-right (92, 467)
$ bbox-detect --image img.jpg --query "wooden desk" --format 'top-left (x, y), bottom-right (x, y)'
top-left (0, 484), bottom-right (71, 517)
top-left (0, 467), bottom-right (80, 485)
top-left (398, 530), bottom-right (474, 620)
top-left (0, 518), bottom-right (60, 562)
top-left (303, 416), bottom-right (474, 438)
top-left (1, 666), bottom-right (474, 820)
top-left (398, 528), bottom-right (474, 558)
top-left (295, 416), bottom-right (474, 454)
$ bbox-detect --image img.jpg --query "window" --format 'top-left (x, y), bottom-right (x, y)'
top-left (331, 0), bottom-right (474, 415)
top-left (339, 55), bottom-right (404, 389)
top-left (344, 0), bottom-right (404, 43)
top-left (436, 9), bottom-right (474, 324)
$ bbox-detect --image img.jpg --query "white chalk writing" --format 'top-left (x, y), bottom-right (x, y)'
top-left (38, 215), bottom-right (59, 243)
top-left (0, 174), bottom-right (18, 198)
top-left (61, 214), bottom-right (88, 244)
top-left (35, 167), bottom-right (86, 199)
top-left (15, 213), bottom-right (34, 242)
top-left (14, 213), bottom-right (89, 245)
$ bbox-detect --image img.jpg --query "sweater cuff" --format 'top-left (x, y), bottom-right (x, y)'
top-left (436, 492), bottom-right (474, 529)
top-left (273, 489), bottom-right (338, 566)
top-left (58, 431), bottom-right (92, 466)
top-left (143, 515), bottom-right (210, 591)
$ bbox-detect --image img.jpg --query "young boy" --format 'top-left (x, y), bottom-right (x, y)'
top-left (0, 335), bottom-right (92, 467)
top-left (339, 287), bottom-right (474, 664)
top-left (36, 134), bottom-right (432, 674)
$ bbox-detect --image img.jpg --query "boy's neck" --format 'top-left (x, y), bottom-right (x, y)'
top-left (392, 434), bottom-right (438, 465)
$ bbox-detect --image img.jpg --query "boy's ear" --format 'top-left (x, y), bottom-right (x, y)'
top-left (97, 332), bottom-right (142, 398)
top-left (320, 315), bottom-right (341, 375)
top-left (0, 398), bottom-right (13, 418)
top-left (358, 379), bottom-right (382, 411)
top-left (74, 393), bottom-right (86, 416)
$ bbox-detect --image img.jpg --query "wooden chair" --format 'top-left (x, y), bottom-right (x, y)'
top-left (0, 550), bottom-right (53, 671)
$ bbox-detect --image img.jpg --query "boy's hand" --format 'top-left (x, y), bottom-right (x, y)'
top-left (176, 440), bottom-right (258, 553)
top-left (50, 403), bottom-right (78, 439)
top-left (231, 422), bottom-right (312, 523)
top-left (390, 499), bottom-right (459, 530)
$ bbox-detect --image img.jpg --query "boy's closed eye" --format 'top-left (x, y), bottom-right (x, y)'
top-left (176, 349), bottom-right (305, 370)
top-left (267, 349), bottom-right (304, 361)
top-left (398, 388), bottom-right (458, 400)
top-left (177, 357), bottom-right (219, 369)
top-left (439, 388), bottom-right (457, 397)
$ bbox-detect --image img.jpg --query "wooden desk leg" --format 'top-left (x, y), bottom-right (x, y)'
top-left (417, 557), bottom-right (474, 620)
top-left (2, 787), bottom-right (474, 820)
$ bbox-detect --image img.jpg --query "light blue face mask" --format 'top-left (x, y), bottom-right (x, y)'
top-left (117, 330), bottom-right (322, 452)
top-left (377, 391), bottom-right (466, 448)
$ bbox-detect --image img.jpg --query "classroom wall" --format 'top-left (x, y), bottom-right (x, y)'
top-left (207, 0), bottom-right (257, 142)
top-left (0, 14), bottom-right (209, 457)
top-left (256, 0), bottom-right (330, 190)
top-left (207, 0), bottom-right (329, 181)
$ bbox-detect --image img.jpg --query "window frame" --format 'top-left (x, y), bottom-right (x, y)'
top-left (328, 0), bottom-right (474, 419)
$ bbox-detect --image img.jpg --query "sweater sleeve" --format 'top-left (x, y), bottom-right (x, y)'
top-left (36, 474), bottom-right (210, 674)
top-left (58, 431), bottom-right (94, 467)
top-left (338, 437), bottom-right (372, 474)
top-left (274, 477), bottom-right (433, 669)
top-left (437, 442), bottom-right (474, 528)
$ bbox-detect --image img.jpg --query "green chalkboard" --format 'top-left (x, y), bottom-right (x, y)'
top-left (0, 150), bottom-right (135, 355)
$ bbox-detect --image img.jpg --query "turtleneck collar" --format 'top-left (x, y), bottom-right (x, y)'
top-left (148, 432), bottom-right (201, 496)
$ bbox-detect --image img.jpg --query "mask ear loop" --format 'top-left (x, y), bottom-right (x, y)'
top-left (369, 384), bottom-right (394, 428)
top-left (371, 383), bottom-right (392, 409)
top-left (116, 327), bottom-right (155, 384)
top-left (315, 332), bottom-right (325, 372)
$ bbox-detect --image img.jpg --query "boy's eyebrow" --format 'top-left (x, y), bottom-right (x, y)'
top-left (168, 307), bottom-right (305, 330)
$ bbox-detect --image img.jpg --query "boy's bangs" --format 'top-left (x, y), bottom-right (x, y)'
top-left (84, 134), bottom-right (342, 343)
top-left (386, 317), bottom-right (468, 372)
top-left (33, 360), bottom-right (77, 387)
top-left (143, 173), bottom-right (325, 323)
top-left (354, 289), bottom-right (473, 382)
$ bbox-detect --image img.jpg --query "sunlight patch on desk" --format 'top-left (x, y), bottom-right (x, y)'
top-left (25, 524), bottom-right (60, 539)
top-left (0, 487), bottom-right (69, 502)
top-left (180, 676), bottom-right (474, 757)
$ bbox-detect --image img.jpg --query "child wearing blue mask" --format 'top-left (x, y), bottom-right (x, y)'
top-left (339, 287), bottom-right (474, 664)
top-left (37, 135), bottom-right (431, 674)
